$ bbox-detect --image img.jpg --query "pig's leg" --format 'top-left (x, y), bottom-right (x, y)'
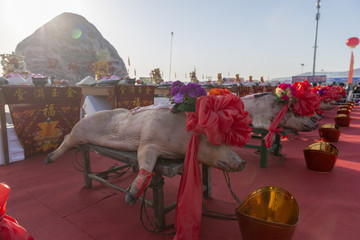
top-left (125, 144), bottom-right (159, 205)
top-left (44, 134), bottom-right (80, 164)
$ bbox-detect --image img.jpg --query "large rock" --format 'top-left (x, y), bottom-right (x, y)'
top-left (15, 12), bottom-right (127, 84)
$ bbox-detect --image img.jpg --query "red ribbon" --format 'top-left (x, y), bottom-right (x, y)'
top-left (174, 133), bottom-right (202, 240)
top-left (264, 103), bottom-right (289, 148)
top-left (174, 94), bottom-right (252, 240)
top-left (135, 168), bottom-right (155, 198)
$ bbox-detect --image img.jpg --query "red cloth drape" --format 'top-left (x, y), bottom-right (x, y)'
top-left (174, 133), bottom-right (202, 240)
top-left (174, 94), bottom-right (252, 240)
top-left (0, 183), bottom-right (34, 240)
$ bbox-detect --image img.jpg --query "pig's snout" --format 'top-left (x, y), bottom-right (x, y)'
top-left (217, 152), bottom-right (246, 172)
top-left (303, 119), bottom-right (319, 132)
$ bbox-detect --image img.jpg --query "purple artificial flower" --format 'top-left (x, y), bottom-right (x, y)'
top-left (187, 90), bottom-right (198, 98)
top-left (173, 93), bottom-right (184, 103)
top-left (179, 84), bottom-right (189, 95)
top-left (170, 86), bottom-right (181, 96)
top-left (171, 80), bottom-right (184, 88)
top-left (185, 82), bottom-right (207, 98)
top-left (170, 81), bottom-right (207, 107)
top-left (196, 85), bottom-right (207, 96)
top-left (318, 88), bottom-right (325, 96)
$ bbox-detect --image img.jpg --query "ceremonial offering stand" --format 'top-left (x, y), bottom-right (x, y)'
top-left (78, 144), bottom-right (211, 229)
top-left (244, 128), bottom-right (283, 168)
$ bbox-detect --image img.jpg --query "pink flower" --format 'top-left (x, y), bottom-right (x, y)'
top-left (278, 83), bottom-right (290, 90)
top-left (281, 94), bottom-right (289, 100)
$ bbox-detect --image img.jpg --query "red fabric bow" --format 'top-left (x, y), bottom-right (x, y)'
top-left (292, 81), bottom-right (321, 116)
top-left (0, 183), bottom-right (34, 240)
top-left (174, 94), bottom-right (252, 240)
top-left (186, 94), bottom-right (252, 147)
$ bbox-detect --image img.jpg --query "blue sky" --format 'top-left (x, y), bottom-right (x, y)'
top-left (1, 0), bottom-right (360, 81)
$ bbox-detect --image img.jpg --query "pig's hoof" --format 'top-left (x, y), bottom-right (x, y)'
top-left (125, 193), bottom-right (137, 206)
top-left (44, 154), bottom-right (53, 164)
top-left (132, 165), bottom-right (139, 173)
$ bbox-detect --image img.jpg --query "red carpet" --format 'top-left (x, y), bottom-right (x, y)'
top-left (1, 106), bottom-right (360, 240)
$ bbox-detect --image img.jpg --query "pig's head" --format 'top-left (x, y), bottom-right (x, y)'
top-left (279, 110), bottom-right (318, 132)
top-left (309, 112), bottom-right (323, 122)
top-left (196, 134), bottom-right (246, 172)
top-left (243, 93), bottom-right (318, 132)
top-left (318, 99), bottom-right (336, 110)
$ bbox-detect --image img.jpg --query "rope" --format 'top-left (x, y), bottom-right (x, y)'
top-left (72, 148), bottom-right (244, 232)
top-left (223, 171), bottom-right (241, 204)
top-left (139, 186), bottom-right (176, 235)
top-left (202, 171), bottom-right (241, 221)
top-left (71, 149), bottom-right (132, 178)
top-left (72, 149), bottom-right (85, 173)
top-left (202, 203), bottom-right (237, 220)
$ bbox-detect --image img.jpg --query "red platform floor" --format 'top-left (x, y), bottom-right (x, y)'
top-left (1, 106), bottom-right (360, 240)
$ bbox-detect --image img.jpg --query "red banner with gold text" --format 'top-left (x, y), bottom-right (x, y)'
top-left (1, 86), bottom-right (82, 157)
top-left (115, 85), bottom-right (155, 109)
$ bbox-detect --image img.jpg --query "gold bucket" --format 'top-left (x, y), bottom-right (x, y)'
top-left (235, 186), bottom-right (299, 240)
top-left (318, 124), bottom-right (341, 142)
top-left (345, 101), bottom-right (354, 107)
top-left (337, 107), bottom-right (351, 115)
top-left (342, 103), bottom-right (353, 110)
top-left (335, 114), bottom-right (351, 127)
top-left (303, 142), bottom-right (339, 172)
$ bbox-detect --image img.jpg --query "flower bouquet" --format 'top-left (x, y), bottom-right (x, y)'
top-left (170, 81), bottom-right (207, 112)
top-left (275, 83), bottom-right (297, 102)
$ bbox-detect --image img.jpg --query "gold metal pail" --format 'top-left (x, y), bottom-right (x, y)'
top-left (318, 124), bottom-right (341, 142)
top-left (345, 101), bottom-right (354, 107)
top-left (335, 114), bottom-right (351, 127)
top-left (235, 186), bottom-right (299, 240)
top-left (342, 103), bottom-right (353, 110)
top-left (303, 142), bottom-right (339, 172)
top-left (337, 107), bottom-right (351, 115)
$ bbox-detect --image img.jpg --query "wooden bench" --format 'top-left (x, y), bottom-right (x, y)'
top-left (77, 144), bottom-right (211, 229)
top-left (244, 128), bottom-right (283, 168)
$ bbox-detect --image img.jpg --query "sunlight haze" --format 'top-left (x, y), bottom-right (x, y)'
top-left (1, 0), bottom-right (359, 81)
